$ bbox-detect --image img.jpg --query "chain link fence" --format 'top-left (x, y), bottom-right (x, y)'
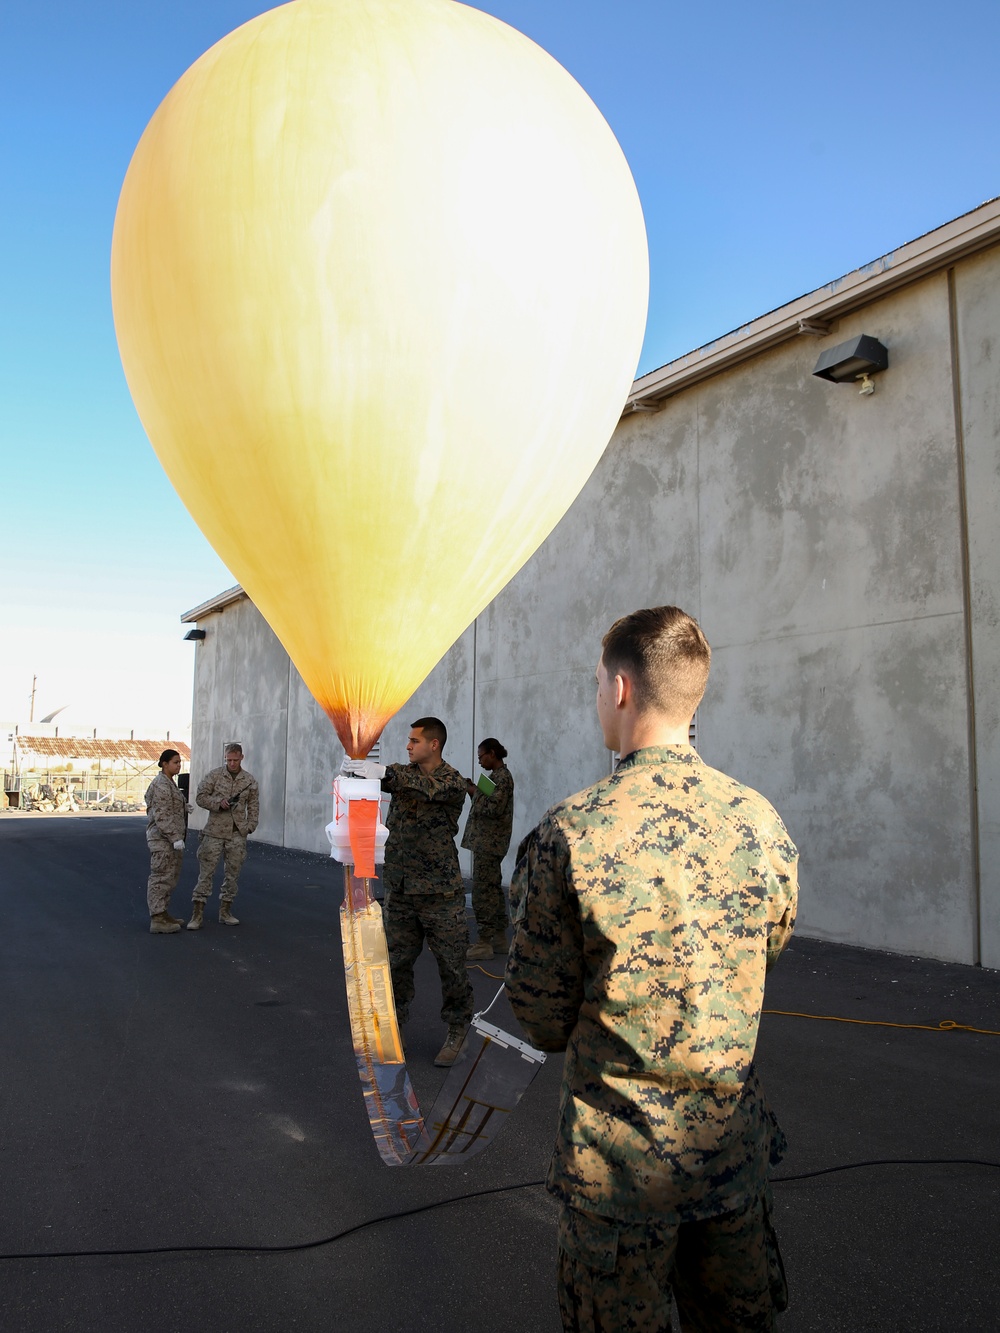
top-left (3, 763), bottom-right (186, 813)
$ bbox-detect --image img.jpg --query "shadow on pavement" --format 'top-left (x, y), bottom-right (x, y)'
top-left (1, 816), bottom-right (998, 1332)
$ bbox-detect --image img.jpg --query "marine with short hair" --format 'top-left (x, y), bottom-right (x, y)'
top-left (506, 606), bottom-right (798, 1331)
top-left (188, 743), bottom-right (259, 929)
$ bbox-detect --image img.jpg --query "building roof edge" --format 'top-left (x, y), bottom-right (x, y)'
top-left (180, 585), bottom-right (247, 623)
top-left (624, 196), bottom-right (1000, 412)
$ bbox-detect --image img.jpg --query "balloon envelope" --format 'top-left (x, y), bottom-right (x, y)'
top-left (112, 0), bottom-right (648, 755)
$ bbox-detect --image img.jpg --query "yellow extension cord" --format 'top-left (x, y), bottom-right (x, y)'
top-left (762, 1009), bottom-right (1000, 1036)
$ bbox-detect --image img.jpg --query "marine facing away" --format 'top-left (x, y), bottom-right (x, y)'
top-left (505, 605), bottom-right (799, 1332)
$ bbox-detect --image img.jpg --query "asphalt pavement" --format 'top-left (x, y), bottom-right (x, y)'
top-left (1, 813), bottom-right (998, 1332)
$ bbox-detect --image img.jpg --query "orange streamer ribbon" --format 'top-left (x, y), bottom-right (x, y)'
top-left (348, 799), bottom-right (379, 880)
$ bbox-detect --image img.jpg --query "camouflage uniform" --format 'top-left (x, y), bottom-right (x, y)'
top-left (558, 1188), bottom-right (788, 1332)
top-left (144, 772), bottom-right (187, 916)
top-left (505, 744), bottom-right (798, 1332)
top-left (192, 765), bottom-right (259, 904)
top-left (461, 763), bottom-right (515, 940)
top-left (381, 761), bottom-right (473, 1026)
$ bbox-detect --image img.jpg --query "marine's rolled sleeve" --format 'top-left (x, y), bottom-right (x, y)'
top-left (474, 771), bottom-right (513, 822)
top-left (381, 760), bottom-right (467, 896)
top-left (461, 765), bottom-right (515, 857)
top-left (196, 771), bottom-right (226, 812)
top-left (144, 774), bottom-right (186, 844)
top-left (195, 767), bottom-right (259, 837)
top-left (505, 818), bottom-right (585, 1053)
top-left (382, 763), bottom-right (468, 804)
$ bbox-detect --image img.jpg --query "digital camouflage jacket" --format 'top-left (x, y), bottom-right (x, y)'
top-left (381, 760), bottom-right (467, 896)
top-left (505, 744), bottom-right (798, 1224)
top-left (144, 772), bottom-right (187, 846)
top-left (196, 765), bottom-right (259, 838)
top-left (460, 763), bottom-right (515, 859)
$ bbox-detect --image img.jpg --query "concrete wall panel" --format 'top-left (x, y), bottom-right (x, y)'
top-left (709, 615), bottom-right (976, 962)
top-left (956, 247), bottom-right (1000, 967)
top-left (697, 276), bottom-right (963, 649)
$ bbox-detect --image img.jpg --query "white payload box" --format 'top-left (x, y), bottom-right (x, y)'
top-left (325, 775), bottom-right (390, 866)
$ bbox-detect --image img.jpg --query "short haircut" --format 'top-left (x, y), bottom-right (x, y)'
top-left (478, 737), bottom-right (507, 760)
top-left (601, 606), bottom-right (710, 722)
top-left (225, 743), bottom-right (243, 755)
top-left (411, 716), bottom-right (447, 750)
top-left (158, 748), bottom-right (181, 768)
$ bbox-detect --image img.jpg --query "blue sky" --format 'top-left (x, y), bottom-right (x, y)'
top-left (2, 0), bottom-right (999, 734)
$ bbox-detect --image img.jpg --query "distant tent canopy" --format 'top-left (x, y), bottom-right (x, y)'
top-left (13, 737), bottom-right (191, 765)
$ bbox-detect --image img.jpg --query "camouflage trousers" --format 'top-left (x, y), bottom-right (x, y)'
top-left (192, 833), bottom-right (247, 903)
top-left (470, 852), bottom-right (507, 939)
top-left (557, 1190), bottom-right (787, 1333)
top-left (384, 890), bottom-right (473, 1026)
top-left (146, 839), bottom-right (184, 915)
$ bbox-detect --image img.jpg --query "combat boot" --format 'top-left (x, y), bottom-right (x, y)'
top-left (164, 911), bottom-right (185, 927)
top-left (186, 902), bottom-right (205, 931)
top-left (465, 940), bottom-right (494, 960)
top-left (492, 933), bottom-right (508, 953)
top-left (433, 1023), bottom-right (469, 1068)
top-left (150, 912), bottom-right (181, 934)
top-left (219, 901), bottom-right (240, 926)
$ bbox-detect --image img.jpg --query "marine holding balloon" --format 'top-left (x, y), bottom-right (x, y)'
top-left (344, 718), bottom-right (475, 1068)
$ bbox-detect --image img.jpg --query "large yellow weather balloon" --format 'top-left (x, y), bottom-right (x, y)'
top-left (112, 0), bottom-right (648, 756)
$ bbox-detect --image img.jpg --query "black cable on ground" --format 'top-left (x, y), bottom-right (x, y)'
top-left (773, 1156), bottom-right (1000, 1183)
top-left (0, 1178), bottom-right (547, 1262)
top-left (1, 1158), bottom-right (999, 1263)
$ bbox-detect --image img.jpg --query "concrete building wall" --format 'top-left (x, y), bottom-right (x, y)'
top-left (956, 246), bottom-right (1000, 969)
top-left (185, 228), bottom-right (1000, 967)
top-left (473, 261), bottom-right (993, 964)
top-left (188, 597), bottom-right (292, 846)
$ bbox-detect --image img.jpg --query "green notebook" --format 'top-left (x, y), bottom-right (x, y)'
top-left (476, 773), bottom-right (496, 795)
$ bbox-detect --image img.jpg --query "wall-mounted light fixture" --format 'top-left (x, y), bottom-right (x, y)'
top-left (183, 628), bottom-right (206, 641)
top-left (812, 334), bottom-right (888, 396)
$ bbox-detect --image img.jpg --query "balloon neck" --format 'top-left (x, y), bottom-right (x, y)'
top-left (327, 705), bottom-right (389, 761)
